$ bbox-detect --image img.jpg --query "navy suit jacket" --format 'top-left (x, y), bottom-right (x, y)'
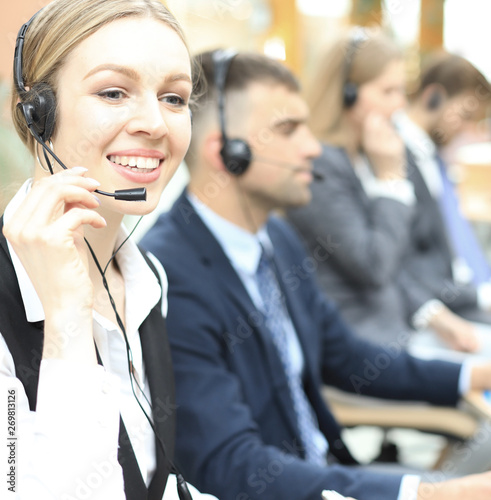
top-left (141, 191), bottom-right (462, 500)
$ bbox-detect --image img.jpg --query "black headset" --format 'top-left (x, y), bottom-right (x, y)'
top-left (342, 27), bottom-right (369, 108)
top-left (212, 49), bottom-right (253, 176)
top-left (14, 11), bottom-right (56, 143)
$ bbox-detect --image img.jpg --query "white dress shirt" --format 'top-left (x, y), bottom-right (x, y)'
top-left (0, 180), bottom-right (216, 500)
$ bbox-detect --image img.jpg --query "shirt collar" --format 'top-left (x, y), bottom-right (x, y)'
top-left (3, 179), bottom-right (164, 329)
top-left (187, 192), bottom-right (273, 276)
top-left (394, 110), bottom-right (437, 160)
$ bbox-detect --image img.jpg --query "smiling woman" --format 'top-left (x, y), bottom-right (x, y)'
top-left (0, 1), bottom-right (208, 499)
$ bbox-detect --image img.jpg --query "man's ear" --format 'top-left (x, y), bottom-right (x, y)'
top-left (202, 129), bottom-right (228, 172)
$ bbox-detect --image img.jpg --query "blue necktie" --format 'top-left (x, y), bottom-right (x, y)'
top-left (256, 249), bottom-right (327, 465)
top-left (437, 154), bottom-right (491, 285)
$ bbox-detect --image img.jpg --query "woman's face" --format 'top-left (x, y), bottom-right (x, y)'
top-left (350, 59), bottom-right (406, 124)
top-left (51, 16), bottom-right (192, 216)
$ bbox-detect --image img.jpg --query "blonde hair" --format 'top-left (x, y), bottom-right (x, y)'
top-left (11, 0), bottom-right (188, 154)
top-left (307, 28), bottom-right (402, 147)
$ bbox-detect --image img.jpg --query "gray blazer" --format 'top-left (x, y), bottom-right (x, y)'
top-left (287, 144), bottom-right (414, 344)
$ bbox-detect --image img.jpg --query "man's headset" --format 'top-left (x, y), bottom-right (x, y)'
top-left (212, 49), bottom-right (323, 180)
top-left (14, 9), bottom-right (146, 202)
top-left (212, 49), bottom-right (252, 176)
top-left (342, 27), bottom-right (369, 109)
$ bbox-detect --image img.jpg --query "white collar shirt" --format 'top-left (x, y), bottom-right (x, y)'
top-left (395, 111), bottom-right (443, 198)
top-left (0, 179), bottom-right (171, 498)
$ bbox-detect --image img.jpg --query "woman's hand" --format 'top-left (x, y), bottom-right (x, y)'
top-left (3, 167), bottom-right (106, 363)
top-left (361, 112), bottom-right (406, 181)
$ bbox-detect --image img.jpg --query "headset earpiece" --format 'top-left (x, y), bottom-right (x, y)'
top-left (212, 49), bottom-right (252, 176)
top-left (427, 89), bottom-right (443, 111)
top-left (220, 138), bottom-right (252, 176)
top-left (342, 81), bottom-right (358, 109)
top-left (342, 27), bottom-right (369, 109)
top-left (18, 83), bottom-right (56, 142)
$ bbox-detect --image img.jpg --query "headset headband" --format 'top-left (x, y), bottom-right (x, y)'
top-left (212, 49), bottom-right (238, 143)
top-left (14, 9), bottom-right (43, 94)
top-left (343, 27), bottom-right (369, 85)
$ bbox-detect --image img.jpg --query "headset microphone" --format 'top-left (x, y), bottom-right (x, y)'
top-left (254, 156), bottom-right (324, 181)
top-left (14, 12), bottom-right (147, 202)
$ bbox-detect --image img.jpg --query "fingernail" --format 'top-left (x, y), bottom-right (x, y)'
top-left (93, 194), bottom-right (101, 205)
top-left (71, 166), bottom-right (88, 174)
top-left (86, 178), bottom-right (101, 187)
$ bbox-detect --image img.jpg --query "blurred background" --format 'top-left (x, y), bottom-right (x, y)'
top-left (3, 0), bottom-right (491, 217)
top-left (3, 0), bottom-right (491, 468)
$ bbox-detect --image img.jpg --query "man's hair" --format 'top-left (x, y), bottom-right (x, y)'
top-left (185, 50), bottom-right (300, 169)
top-left (412, 52), bottom-right (491, 100)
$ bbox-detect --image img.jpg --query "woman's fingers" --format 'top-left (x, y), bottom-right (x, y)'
top-left (4, 168), bottom-right (103, 243)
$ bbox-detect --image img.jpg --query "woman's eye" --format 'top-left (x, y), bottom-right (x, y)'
top-left (163, 94), bottom-right (187, 107)
top-left (97, 89), bottom-right (125, 101)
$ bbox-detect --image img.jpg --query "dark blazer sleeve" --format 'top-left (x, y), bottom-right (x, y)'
top-left (287, 144), bottom-right (414, 289)
top-left (274, 217), bottom-right (462, 405)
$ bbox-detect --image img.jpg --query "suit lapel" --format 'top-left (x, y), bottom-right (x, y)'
top-left (268, 221), bottom-right (357, 465)
top-left (338, 148), bottom-right (374, 207)
top-left (170, 194), bottom-right (302, 439)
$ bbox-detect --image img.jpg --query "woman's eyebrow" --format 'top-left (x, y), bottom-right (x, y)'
top-left (83, 64), bottom-right (192, 85)
top-left (84, 64), bottom-right (140, 81)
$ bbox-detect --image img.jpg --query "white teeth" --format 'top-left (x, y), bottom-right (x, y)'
top-left (108, 155), bottom-right (160, 170)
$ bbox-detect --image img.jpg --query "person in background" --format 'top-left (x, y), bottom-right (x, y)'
top-left (287, 28), bottom-right (481, 354)
top-left (396, 52), bottom-right (491, 356)
top-left (141, 48), bottom-right (491, 500)
top-left (286, 28), bottom-right (414, 347)
top-left (1, 1), bottom-right (214, 498)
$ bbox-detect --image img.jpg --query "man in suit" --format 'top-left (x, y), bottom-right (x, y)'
top-left (396, 53), bottom-right (491, 352)
top-left (141, 50), bottom-right (491, 500)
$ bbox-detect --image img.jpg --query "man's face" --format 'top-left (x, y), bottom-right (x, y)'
top-left (237, 82), bottom-right (321, 212)
top-left (430, 91), bottom-right (484, 145)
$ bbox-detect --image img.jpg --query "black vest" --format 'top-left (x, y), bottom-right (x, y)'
top-left (0, 217), bottom-right (175, 500)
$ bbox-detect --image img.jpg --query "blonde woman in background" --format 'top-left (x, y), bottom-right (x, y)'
top-left (287, 28), bottom-right (479, 353)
